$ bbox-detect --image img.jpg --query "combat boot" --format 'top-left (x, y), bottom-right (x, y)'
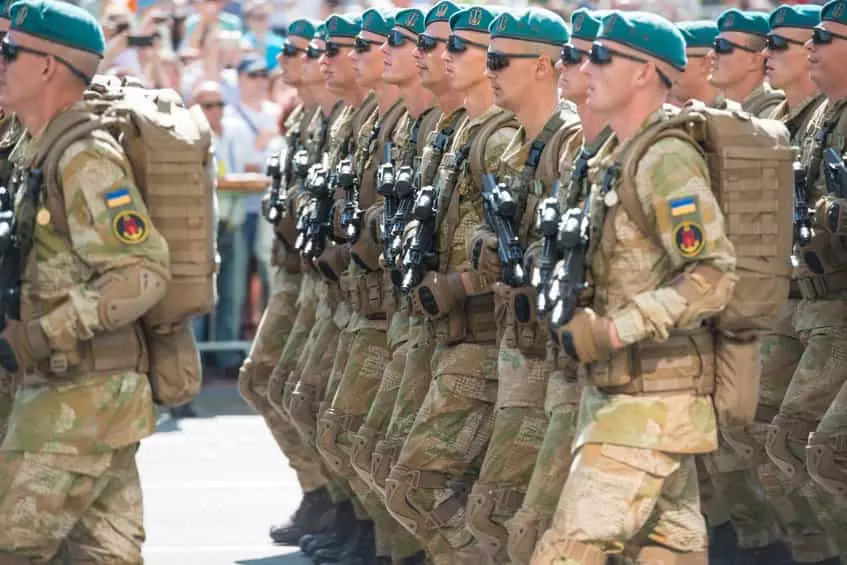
top-left (313, 519), bottom-right (375, 563)
top-left (734, 541), bottom-right (794, 565)
top-left (708, 522), bottom-right (738, 565)
top-left (270, 486), bottom-right (334, 545)
top-left (300, 499), bottom-right (357, 556)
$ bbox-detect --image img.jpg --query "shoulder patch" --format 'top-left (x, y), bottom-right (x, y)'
top-left (105, 187), bottom-right (133, 209)
top-left (113, 210), bottom-right (150, 245)
top-left (674, 221), bottom-right (705, 258)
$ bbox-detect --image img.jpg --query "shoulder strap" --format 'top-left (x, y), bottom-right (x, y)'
top-left (519, 111), bottom-right (566, 185)
top-left (469, 109), bottom-right (519, 187)
top-left (807, 99), bottom-right (847, 188)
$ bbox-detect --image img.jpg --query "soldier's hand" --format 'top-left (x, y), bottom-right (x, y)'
top-left (470, 229), bottom-right (500, 276)
top-left (413, 271), bottom-right (467, 319)
top-left (551, 308), bottom-right (619, 364)
top-left (0, 319), bottom-right (50, 374)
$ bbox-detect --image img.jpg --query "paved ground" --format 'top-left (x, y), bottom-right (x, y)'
top-left (138, 381), bottom-right (313, 565)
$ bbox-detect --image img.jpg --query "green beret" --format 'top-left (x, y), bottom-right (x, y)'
top-left (489, 7), bottom-right (568, 46)
top-left (571, 8), bottom-right (603, 41)
top-left (822, 0), bottom-right (847, 26)
top-left (362, 9), bottom-right (392, 36)
top-left (395, 8), bottom-right (425, 34)
top-left (9, 0), bottom-right (105, 56)
top-left (314, 23), bottom-right (327, 42)
top-left (426, 1), bottom-right (460, 27)
top-left (598, 11), bottom-right (686, 71)
top-left (288, 18), bottom-right (319, 40)
top-left (717, 9), bottom-right (770, 37)
top-left (326, 12), bottom-right (362, 38)
top-left (0, 0), bottom-right (10, 21)
top-left (450, 6), bottom-right (500, 34)
top-left (770, 5), bottom-right (821, 30)
top-left (676, 20), bottom-right (719, 49)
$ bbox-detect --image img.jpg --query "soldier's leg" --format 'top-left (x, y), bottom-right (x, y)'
top-left (385, 343), bottom-right (498, 564)
top-left (0, 369), bottom-right (14, 445)
top-left (468, 327), bottom-right (549, 564)
top-left (506, 362), bottom-right (581, 565)
top-left (531, 444), bottom-right (708, 564)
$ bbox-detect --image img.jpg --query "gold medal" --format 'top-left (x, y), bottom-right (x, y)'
top-left (36, 208), bottom-right (51, 226)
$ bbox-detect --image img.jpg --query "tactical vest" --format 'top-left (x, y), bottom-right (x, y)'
top-left (742, 84), bottom-right (786, 119)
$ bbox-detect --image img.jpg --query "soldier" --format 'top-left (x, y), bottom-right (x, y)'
top-left (384, 6), bottom-right (518, 563)
top-left (671, 21), bottom-right (720, 107)
top-left (0, 0), bottom-right (169, 561)
top-left (709, 9), bottom-right (785, 118)
top-left (464, 8), bottom-right (579, 564)
top-left (505, 8), bottom-right (612, 565)
top-left (766, 0), bottom-right (847, 559)
top-left (533, 11), bottom-right (736, 564)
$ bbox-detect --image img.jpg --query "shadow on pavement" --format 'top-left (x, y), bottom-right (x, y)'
top-left (236, 552), bottom-right (312, 564)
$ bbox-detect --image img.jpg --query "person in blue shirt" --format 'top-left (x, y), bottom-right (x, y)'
top-left (242, 0), bottom-right (286, 70)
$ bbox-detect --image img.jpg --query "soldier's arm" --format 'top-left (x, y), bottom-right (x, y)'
top-left (612, 137), bottom-right (737, 346)
top-left (39, 136), bottom-right (170, 353)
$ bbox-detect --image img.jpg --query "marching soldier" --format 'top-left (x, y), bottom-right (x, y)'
top-left (671, 21), bottom-right (721, 107)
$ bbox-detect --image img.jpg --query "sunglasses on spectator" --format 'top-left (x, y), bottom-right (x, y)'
top-left (812, 26), bottom-right (847, 45)
top-left (486, 50), bottom-right (539, 71)
top-left (712, 37), bottom-right (760, 55)
top-left (560, 43), bottom-right (588, 65)
top-left (355, 37), bottom-right (383, 53)
top-left (388, 29), bottom-right (415, 48)
top-left (281, 42), bottom-right (305, 57)
top-left (247, 70), bottom-right (269, 79)
top-left (325, 40), bottom-right (355, 58)
top-left (417, 34), bottom-right (447, 53)
top-left (446, 34), bottom-right (488, 54)
top-left (0, 37), bottom-right (89, 82)
top-left (766, 33), bottom-right (806, 51)
top-left (200, 100), bottom-right (225, 109)
top-left (589, 42), bottom-right (673, 89)
top-left (306, 45), bottom-right (324, 59)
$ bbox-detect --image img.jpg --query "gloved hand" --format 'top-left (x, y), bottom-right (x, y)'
top-left (414, 271), bottom-right (466, 319)
top-left (550, 308), bottom-right (618, 364)
top-left (470, 229), bottom-right (500, 277)
top-left (351, 207), bottom-right (383, 272)
top-left (0, 319), bottom-right (50, 374)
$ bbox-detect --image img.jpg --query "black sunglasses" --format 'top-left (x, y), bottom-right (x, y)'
top-left (589, 42), bottom-right (673, 89)
top-left (713, 36), bottom-right (759, 55)
top-left (247, 70), bottom-right (269, 79)
top-left (388, 29), bottom-right (415, 48)
top-left (446, 34), bottom-right (488, 54)
top-left (486, 50), bottom-right (540, 71)
top-left (766, 33), bottom-right (806, 51)
top-left (325, 40), bottom-right (355, 58)
top-left (0, 38), bottom-right (89, 83)
top-left (200, 101), bottom-right (225, 109)
top-left (307, 45), bottom-right (325, 59)
top-left (560, 43), bottom-right (587, 66)
top-left (812, 26), bottom-right (847, 45)
top-left (355, 36), bottom-right (383, 53)
top-left (281, 42), bottom-right (305, 57)
top-left (417, 33), bottom-right (447, 53)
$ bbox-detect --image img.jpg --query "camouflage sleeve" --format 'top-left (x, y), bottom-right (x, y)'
top-left (611, 137), bottom-right (736, 345)
top-left (39, 134), bottom-right (170, 351)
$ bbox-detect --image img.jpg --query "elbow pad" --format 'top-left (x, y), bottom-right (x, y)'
top-left (672, 264), bottom-right (736, 328)
top-left (94, 263), bottom-right (169, 331)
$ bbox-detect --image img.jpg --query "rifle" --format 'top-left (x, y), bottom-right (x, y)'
top-left (299, 164), bottom-right (334, 260)
top-left (481, 173), bottom-right (526, 288)
top-left (387, 164), bottom-right (415, 270)
top-left (823, 148), bottom-right (847, 199)
top-left (264, 150), bottom-right (286, 225)
top-left (376, 143), bottom-right (397, 265)
top-left (292, 148), bottom-right (312, 185)
top-left (532, 179), bottom-right (560, 317)
top-left (793, 161), bottom-right (812, 246)
top-left (0, 185), bottom-right (19, 331)
top-left (336, 158), bottom-right (360, 242)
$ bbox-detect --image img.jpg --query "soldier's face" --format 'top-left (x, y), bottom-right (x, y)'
top-left (320, 38), bottom-right (356, 94)
top-left (0, 32), bottom-right (47, 112)
top-left (382, 28), bottom-right (418, 86)
top-left (807, 21), bottom-right (847, 94)
top-left (708, 31), bottom-right (763, 88)
top-left (414, 22), bottom-right (450, 90)
top-left (485, 37), bottom-right (545, 112)
top-left (670, 50), bottom-right (709, 103)
top-left (279, 36), bottom-right (308, 88)
top-left (764, 27), bottom-right (813, 91)
top-left (442, 30), bottom-right (489, 93)
top-left (351, 31), bottom-right (386, 90)
top-left (557, 38), bottom-right (591, 104)
top-left (302, 50), bottom-right (324, 87)
top-left (583, 41), bottom-right (642, 114)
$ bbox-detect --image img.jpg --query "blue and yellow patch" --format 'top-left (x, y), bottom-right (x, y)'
top-left (670, 196), bottom-right (697, 217)
top-left (674, 221), bottom-right (705, 257)
top-left (105, 187), bottom-right (133, 209)
top-left (113, 210), bottom-right (149, 245)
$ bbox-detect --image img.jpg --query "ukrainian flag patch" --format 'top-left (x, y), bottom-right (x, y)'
top-left (669, 196), bottom-right (697, 217)
top-left (105, 188), bottom-right (132, 209)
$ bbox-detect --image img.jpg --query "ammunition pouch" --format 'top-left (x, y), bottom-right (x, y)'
top-left (275, 208), bottom-right (300, 252)
top-left (41, 322), bottom-right (148, 381)
top-left (795, 270), bottom-right (847, 300)
top-left (765, 414), bottom-right (816, 490)
top-left (316, 244), bottom-right (351, 283)
top-left (371, 438), bottom-right (403, 495)
top-left (350, 425), bottom-right (380, 487)
top-left (347, 270), bottom-right (387, 319)
top-left (316, 408), bottom-right (362, 478)
top-left (432, 292), bottom-right (498, 346)
top-left (587, 329), bottom-right (715, 396)
top-left (806, 430), bottom-right (847, 497)
top-left (276, 239), bottom-right (302, 274)
top-left (493, 283), bottom-right (546, 356)
top-left (467, 482), bottom-right (525, 559)
top-left (506, 508), bottom-right (552, 565)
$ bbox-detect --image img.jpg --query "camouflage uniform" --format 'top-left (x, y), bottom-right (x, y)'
top-left (740, 83), bottom-right (786, 119)
top-left (532, 110), bottom-right (736, 562)
top-left (466, 104), bottom-right (581, 563)
top-left (384, 106), bottom-right (517, 564)
top-left (0, 110), bottom-right (170, 562)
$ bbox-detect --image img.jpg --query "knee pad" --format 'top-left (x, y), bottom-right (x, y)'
top-left (466, 482), bottom-right (524, 560)
top-left (531, 537), bottom-right (607, 565)
top-left (281, 377), bottom-right (298, 418)
top-left (765, 415), bottom-right (816, 490)
top-left (719, 425), bottom-right (768, 468)
top-left (371, 439), bottom-right (402, 496)
top-left (265, 370), bottom-right (288, 416)
top-left (350, 425), bottom-right (380, 487)
top-left (288, 385), bottom-right (318, 442)
top-left (806, 431), bottom-right (847, 498)
top-left (237, 362), bottom-right (261, 409)
top-left (316, 409), bottom-right (360, 478)
top-left (385, 465), bottom-right (468, 539)
top-left (506, 508), bottom-right (552, 565)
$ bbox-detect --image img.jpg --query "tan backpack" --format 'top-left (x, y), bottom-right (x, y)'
top-left (35, 75), bottom-right (216, 406)
top-left (617, 100), bottom-right (794, 334)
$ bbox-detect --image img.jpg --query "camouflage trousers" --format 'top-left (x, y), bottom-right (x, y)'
top-left (531, 444), bottom-right (708, 564)
top-left (467, 325), bottom-right (550, 564)
top-left (239, 269), bottom-right (329, 492)
top-left (507, 357), bottom-right (582, 565)
top-left (385, 342), bottom-right (498, 564)
top-left (0, 368), bottom-right (14, 446)
top-left (0, 444), bottom-right (144, 564)
top-left (751, 298), bottom-right (847, 561)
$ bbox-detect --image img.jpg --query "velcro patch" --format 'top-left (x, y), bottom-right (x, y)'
top-left (659, 195), bottom-right (707, 259)
top-left (105, 187), bottom-right (132, 209)
top-left (674, 221), bottom-right (705, 258)
top-left (112, 210), bottom-right (149, 245)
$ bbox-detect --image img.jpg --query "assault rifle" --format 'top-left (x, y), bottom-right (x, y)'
top-left (264, 151), bottom-right (287, 225)
top-left (299, 165), bottom-right (334, 260)
top-left (823, 148), bottom-right (847, 199)
top-left (400, 182), bottom-right (437, 294)
top-left (532, 180), bottom-right (560, 317)
top-left (376, 144), bottom-right (397, 261)
top-left (337, 158), bottom-right (360, 242)
top-left (481, 174), bottom-right (526, 288)
top-left (794, 161), bottom-right (812, 246)
top-left (387, 164), bottom-right (415, 271)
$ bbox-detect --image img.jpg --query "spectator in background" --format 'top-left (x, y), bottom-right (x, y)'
top-left (182, 0), bottom-right (242, 50)
top-left (243, 0), bottom-right (285, 70)
top-left (180, 27), bottom-right (242, 103)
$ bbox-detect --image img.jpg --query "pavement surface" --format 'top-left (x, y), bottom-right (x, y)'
top-left (139, 380), bottom-right (313, 565)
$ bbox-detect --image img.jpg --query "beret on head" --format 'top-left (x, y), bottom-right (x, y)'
top-left (325, 12), bottom-right (362, 39)
top-left (570, 8), bottom-right (603, 42)
top-left (10, 0), bottom-right (105, 56)
top-left (395, 8), bottom-right (425, 34)
top-left (770, 5), bottom-right (822, 30)
top-left (288, 18), bottom-right (319, 40)
top-left (598, 10), bottom-right (687, 71)
top-left (426, 1), bottom-right (460, 27)
top-left (314, 22), bottom-right (327, 42)
top-left (676, 20), bottom-right (719, 49)
top-left (450, 6), bottom-right (499, 34)
top-left (362, 9), bottom-right (392, 36)
top-left (489, 7), bottom-right (569, 46)
top-left (822, 0), bottom-right (847, 26)
top-left (717, 9), bottom-right (770, 36)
